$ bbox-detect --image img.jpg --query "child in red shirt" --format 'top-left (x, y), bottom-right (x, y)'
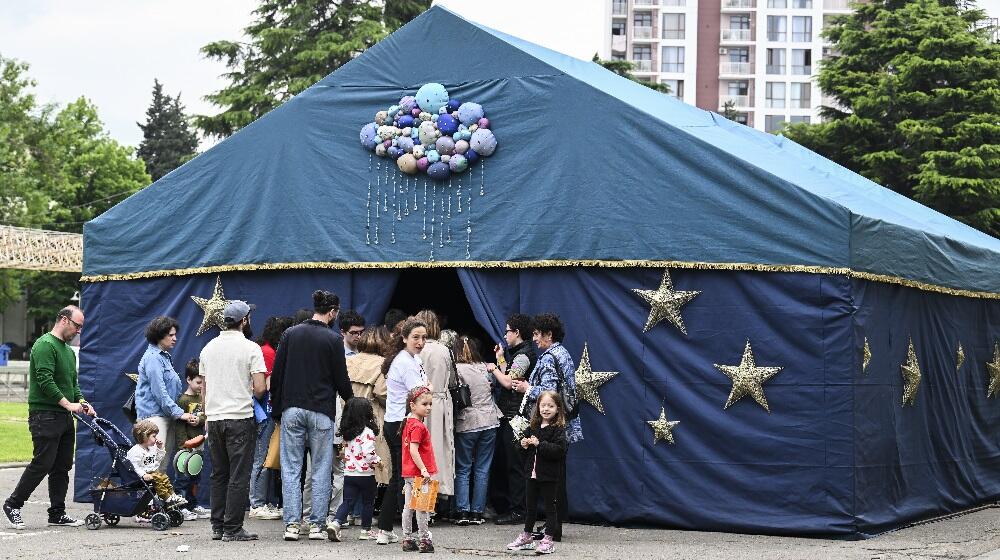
top-left (400, 386), bottom-right (437, 552)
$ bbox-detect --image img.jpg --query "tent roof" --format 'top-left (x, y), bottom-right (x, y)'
top-left (83, 6), bottom-right (1000, 295)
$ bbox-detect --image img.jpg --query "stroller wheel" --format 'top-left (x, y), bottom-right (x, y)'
top-left (85, 514), bottom-right (101, 530)
top-left (150, 512), bottom-right (170, 531)
top-left (102, 514), bottom-right (120, 527)
top-left (168, 510), bottom-right (184, 527)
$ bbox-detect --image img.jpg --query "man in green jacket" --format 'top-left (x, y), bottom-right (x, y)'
top-left (3, 306), bottom-right (96, 530)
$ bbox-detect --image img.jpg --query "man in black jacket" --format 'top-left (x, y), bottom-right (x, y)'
top-left (270, 290), bottom-right (354, 541)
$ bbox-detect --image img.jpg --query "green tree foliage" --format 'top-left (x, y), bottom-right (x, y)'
top-left (783, 0), bottom-right (1000, 236)
top-left (196, 0), bottom-right (431, 138)
top-left (721, 100), bottom-right (740, 121)
top-left (137, 79), bottom-right (199, 182)
top-left (0, 55), bottom-right (150, 323)
top-left (592, 54), bottom-right (671, 94)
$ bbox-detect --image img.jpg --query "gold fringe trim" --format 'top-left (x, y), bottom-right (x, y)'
top-left (79, 259), bottom-right (1000, 300)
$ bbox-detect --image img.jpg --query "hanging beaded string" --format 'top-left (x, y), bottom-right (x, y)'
top-left (366, 154), bottom-right (372, 245)
top-left (374, 160), bottom-right (381, 244)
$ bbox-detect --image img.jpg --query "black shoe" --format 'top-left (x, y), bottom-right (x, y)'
top-left (222, 528), bottom-right (258, 541)
top-left (212, 530), bottom-right (223, 540)
top-left (494, 511), bottom-right (525, 526)
top-left (455, 511), bottom-right (470, 526)
top-left (532, 524), bottom-right (545, 540)
top-left (48, 514), bottom-right (84, 527)
top-left (3, 502), bottom-right (25, 530)
top-left (470, 512), bottom-right (485, 525)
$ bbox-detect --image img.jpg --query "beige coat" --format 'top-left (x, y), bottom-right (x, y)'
top-left (421, 339), bottom-right (456, 495)
top-left (345, 352), bottom-right (391, 485)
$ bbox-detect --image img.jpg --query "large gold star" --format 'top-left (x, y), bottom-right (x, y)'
top-left (901, 338), bottom-right (921, 407)
top-left (191, 276), bottom-right (230, 336)
top-left (574, 343), bottom-right (619, 414)
top-left (632, 269), bottom-right (700, 335)
top-left (714, 339), bottom-right (784, 413)
top-left (647, 407), bottom-right (680, 445)
top-left (986, 343), bottom-right (1000, 398)
top-left (863, 337), bottom-right (872, 374)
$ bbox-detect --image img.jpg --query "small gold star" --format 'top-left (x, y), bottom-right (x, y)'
top-left (647, 407), bottom-right (680, 445)
top-left (574, 343), bottom-right (619, 414)
top-left (191, 276), bottom-right (230, 336)
top-left (714, 339), bottom-right (784, 413)
top-left (956, 342), bottom-right (965, 373)
top-left (632, 269), bottom-right (700, 335)
top-left (863, 337), bottom-right (872, 374)
top-left (986, 343), bottom-right (1000, 398)
top-left (901, 338), bottom-right (921, 407)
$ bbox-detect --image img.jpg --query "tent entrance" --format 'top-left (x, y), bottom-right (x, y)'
top-left (386, 268), bottom-right (495, 350)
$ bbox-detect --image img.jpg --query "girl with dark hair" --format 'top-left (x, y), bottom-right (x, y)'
top-left (328, 398), bottom-right (384, 541)
top-left (453, 336), bottom-right (501, 525)
top-left (376, 318), bottom-right (429, 545)
top-left (249, 315), bottom-right (293, 520)
top-left (347, 326), bottom-right (392, 493)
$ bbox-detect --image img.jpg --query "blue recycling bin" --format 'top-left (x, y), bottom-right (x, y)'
top-left (0, 344), bottom-right (9, 367)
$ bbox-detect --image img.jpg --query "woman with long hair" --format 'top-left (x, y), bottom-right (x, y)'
top-left (375, 318), bottom-right (429, 545)
top-left (346, 327), bottom-right (393, 487)
top-left (413, 310), bottom-right (456, 501)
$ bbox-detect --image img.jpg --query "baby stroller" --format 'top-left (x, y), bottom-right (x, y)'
top-left (77, 413), bottom-right (187, 531)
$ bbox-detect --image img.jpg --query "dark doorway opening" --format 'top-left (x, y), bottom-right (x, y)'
top-left (386, 268), bottom-right (495, 350)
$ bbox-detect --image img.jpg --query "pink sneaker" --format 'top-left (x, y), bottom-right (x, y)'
top-left (535, 535), bottom-right (555, 554)
top-left (507, 531), bottom-right (535, 551)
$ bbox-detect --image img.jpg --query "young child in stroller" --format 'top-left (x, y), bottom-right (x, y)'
top-left (127, 420), bottom-right (187, 522)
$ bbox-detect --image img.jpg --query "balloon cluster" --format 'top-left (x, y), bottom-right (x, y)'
top-left (359, 83), bottom-right (497, 180)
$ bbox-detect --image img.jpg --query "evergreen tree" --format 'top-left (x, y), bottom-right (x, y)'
top-left (196, 0), bottom-right (430, 138)
top-left (721, 100), bottom-right (740, 122)
top-left (784, 0), bottom-right (1000, 236)
top-left (593, 54), bottom-right (671, 94)
top-left (137, 79), bottom-right (199, 181)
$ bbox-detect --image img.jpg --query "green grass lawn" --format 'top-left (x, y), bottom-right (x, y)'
top-left (0, 402), bottom-right (32, 463)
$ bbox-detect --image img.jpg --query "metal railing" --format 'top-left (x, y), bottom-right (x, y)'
top-left (632, 59), bottom-right (654, 72)
top-left (823, 0), bottom-right (850, 9)
top-left (661, 0), bottom-right (686, 5)
top-left (791, 64), bottom-right (812, 75)
top-left (792, 32), bottom-right (813, 42)
top-left (633, 26), bottom-right (655, 39)
top-left (635, 0), bottom-right (659, 5)
top-left (720, 94), bottom-right (753, 107)
top-left (721, 28), bottom-right (752, 41)
top-left (661, 62), bottom-right (685, 72)
top-left (662, 30), bottom-right (685, 39)
top-left (767, 31), bottom-right (787, 41)
top-left (719, 62), bottom-right (754, 74)
top-left (766, 64), bottom-right (786, 74)
top-left (722, 0), bottom-right (755, 8)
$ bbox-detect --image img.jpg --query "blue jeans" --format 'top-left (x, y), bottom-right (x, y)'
top-left (454, 427), bottom-right (497, 513)
top-left (250, 418), bottom-right (274, 508)
top-left (280, 407), bottom-right (335, 525)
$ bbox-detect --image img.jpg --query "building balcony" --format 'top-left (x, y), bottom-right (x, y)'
top-left (791, 32), bottom-right (813, 42)
top-left (791, 64), bottom-right (812, 75)
top-left (720, 28), bottom-right (752, 42)
top-left (719, 62), bottom-right (754, 75)
top-left (662, 30), bottom-right (685, 39)
top-left (635, 0), bottom-right (660, 5)
top-left (722, 0), bottom-right (756, 9)
top-left (612, 3), bottom-right (627, 16)
top-left (633, 26), bottom-right (655, 40)
top-left (660, 63), bottom-right (685, 73)
top-left (720, 94), bottom-right (753, 108)
top-left (632, 60), bottom-right (654, 73)
top-left (661, 0), bottom-right (686, 6)
top-left (823, 0), bottom-right (851, 10)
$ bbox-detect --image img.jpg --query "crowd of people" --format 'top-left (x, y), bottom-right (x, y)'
top-left (3, 292), bottom-right (584, 555)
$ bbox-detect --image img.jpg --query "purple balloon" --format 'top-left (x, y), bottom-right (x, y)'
top-left (435, 136), bottom-right (455, 155)
top-left (399, 95), bottom-right (418, 113)
top-left (427, 161), bottom-right (451, 180)
top-left (398, 115), bottom-right (414, 128)
top-left (416, 157), bottom-right (430, 171)
top-left (411, 108), bottom-right (421, 117)
top-left (360, 122), bottom-right (378, 149)
top-left (387, 146), bottom-right (402, 159)
top-left (477, 118), bottom-right (490, 129)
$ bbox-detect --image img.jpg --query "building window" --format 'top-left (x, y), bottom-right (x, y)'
top-left (612, 21), bottom-right (626, 36)
top-left (661, 46), bottom-right (685, 73)
top-left (767, 16), bottom-right (787, 42)
top-left (634, 12), bottom-right (653, 28)
top-left (730, 15), bottom-right (751, 30)
top-left (791, 49), bottom-right (812, 75)
top-left (791, 83), bottom-right (811, 108)
top-left (728, 81), bottom-right (750, 96)
top-left (729, 47), bottom-right (751, 63)
top-left (633, 45), bottom-right (652, 60)
top-left (766, 82), bottom-right (786, 108)
top-left (766, 48), bottom-right (786, 74)
top-left (792, 0), bottom-right (812, 7)
top-left (765, 115), bottom-right (787, 133)
top-left (789, 115), bottom-right (811, 124)
top-left (662, 79), bottom-right (685, 99)
top-left (767, 0), bottom-right (787, 7)
top-left (662, 13), bottom-right (685, 40)
top-left (792, 16), bottom-right (813, 42)
top-left (611, 53), bottom-right (626, 61)
top-left (734, 113), bottom-right (750, 125)
top-left (612, 0), bottom-right (627, 16)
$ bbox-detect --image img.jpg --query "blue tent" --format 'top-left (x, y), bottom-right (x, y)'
top-left (77, 7), bottom-right (1000, 537)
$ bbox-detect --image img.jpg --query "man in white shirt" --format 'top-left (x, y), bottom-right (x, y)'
top-left (200, 300), bottom-right (266, 542)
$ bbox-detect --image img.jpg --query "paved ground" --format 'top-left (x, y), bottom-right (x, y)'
top-left (1, 466), bottom-right (999, 559)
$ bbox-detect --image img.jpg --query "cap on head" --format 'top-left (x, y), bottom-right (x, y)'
top-left (223, 300), bottom-right (254, 326)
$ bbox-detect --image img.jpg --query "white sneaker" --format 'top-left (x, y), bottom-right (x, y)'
top-left (283, 523), bottom-right (300, 541)
top-left (308, 523), bottom-right (325, 540)
top-left (248, 506), bottom-right (266, 519)
top-left (181, 509), bottom-right (198, 521)
top-left (327, 520), bottom-right (342, 542)
top-left (134, 515), bottom-right (151, 525)
top-left (358, 529), bottom-right (377, 540)
top-left (376, 530), bottom-right (399, 545)
top-left (192, 506), bottom-right (211, 519)
top-left (253, 505), bottom-right (281, 520)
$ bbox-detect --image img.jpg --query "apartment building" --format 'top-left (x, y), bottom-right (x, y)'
top-left (604, 0), bottom-right (852, 132)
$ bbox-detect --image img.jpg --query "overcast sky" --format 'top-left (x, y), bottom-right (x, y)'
top-left (1, 0), bottom-right (993, 149)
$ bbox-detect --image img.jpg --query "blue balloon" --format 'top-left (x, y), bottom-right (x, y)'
top-left (427, 162), bottom-right (451, 180)
top-left (447, 99), bottom-right (461, 112)
top-left (388, 104), bottom-right (400, 117)
top-left (437, 114), bottom-right (458, 136)
top-left (397, 137), bottom-right (414, 153)
top-left (387, 146), bottom-right (402, 159)
top-left (457, 102), bottom-right (484, 125)
top-left (464, 149), bottom-right (479, 163)
top-left (359, 122), bottom-right (378, 150)
top-left (415, 83), bottom-right (449, 114)
top-left (426, 149), bottom-right (440, 163)
top-left (398, 115), bottom-right (414, 128)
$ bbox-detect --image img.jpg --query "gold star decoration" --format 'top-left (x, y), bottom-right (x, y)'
top-left (986, 343), bottom-right (1000, 398)
top-left (863, 337), bottom-right (872, 374)
top-left (956, 342), bottom-right (965, 373)
top-left (647, 406), bottom-right (680, 445)
top-left (632, 269), bottom-right (700, 335)
top-left (191, 276), bottom-right (231, 336)
top-left (574, 343), bottom-right (619, 414)
top-left (714, 339), bottom-right (784, 413)
top-left (125, 373), bottom-right (138, 383)
top-left (900, 337), bottom-right (922, 407)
